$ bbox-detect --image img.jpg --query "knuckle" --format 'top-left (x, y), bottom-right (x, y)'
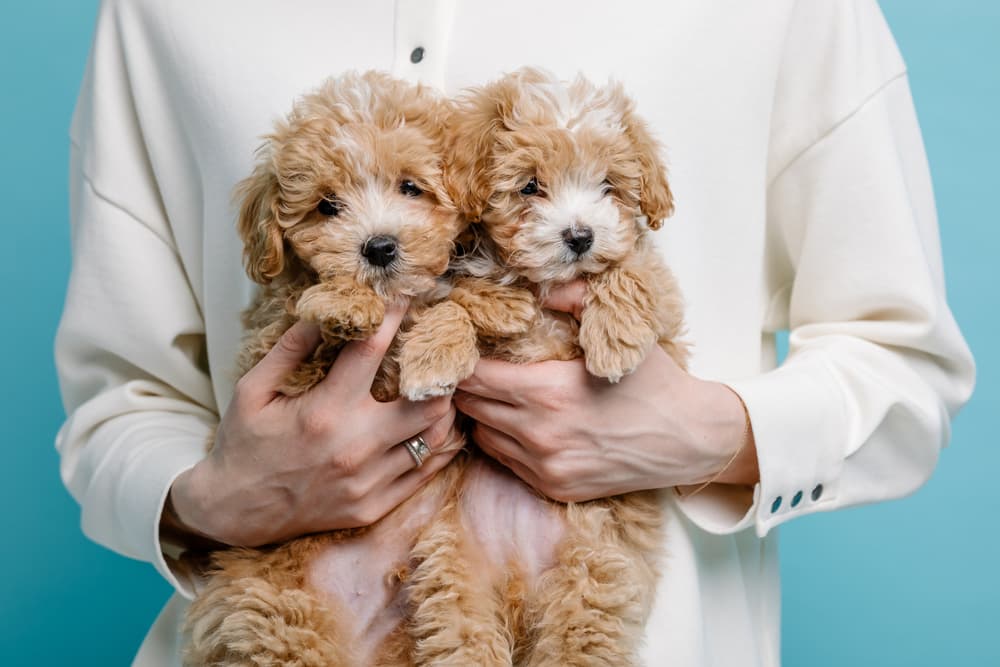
top-left (538, 382), bottom-right (572, 410)
top-left (299, 408), bottom-right (331, 439)
top-left (538, 458), bottom-right (566, 486)
top-left (352, 338), bottom-right (384, 361)
top-left (278, 327), bottom-right (310, 355)
top-left (423, 398), bottom-right (452, 424)
top-left (232, 375), bottom-right (253, 402)
top-left (329, 449), bottom-right (363, 476)
top-left (527, 429), bottom-right (556, 454)
top-left (343, 477), bottom-right (371, 504)
top-left (350, 503), bottom-right (382, 528)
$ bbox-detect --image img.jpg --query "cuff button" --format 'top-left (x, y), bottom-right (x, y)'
top-left (770, 496), bottom-right (782, 513)
top-left (410, 46), bottom-right (425, 63)
top-left (811, 484), bottom-right (824, 501)
top-left (791, 491), bottom-right (803, 508)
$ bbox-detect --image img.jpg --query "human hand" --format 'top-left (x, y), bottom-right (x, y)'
top-left (169, 302), bottom-right (460, 547)
top-left (454, 281), bottom-right (758, 502)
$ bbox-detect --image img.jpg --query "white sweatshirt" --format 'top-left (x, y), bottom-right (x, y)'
top-left (56, 0), bottom-right (975, 664)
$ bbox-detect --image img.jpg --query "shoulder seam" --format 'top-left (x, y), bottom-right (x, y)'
top-left (78, 169), bottom-right (176, 250)
top-left (767, 70), bottom-right (908, 188)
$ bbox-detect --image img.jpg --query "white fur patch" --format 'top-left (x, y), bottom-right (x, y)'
top-left (514, 182), bottom-right (631, 283)
top-left (516, 78), bottom-right (624, 134)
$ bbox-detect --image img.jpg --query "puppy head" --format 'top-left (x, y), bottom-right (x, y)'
top-left (237, 71), bottom-right (461, 298)
top-left (447, 68), bottom-right (673, 284)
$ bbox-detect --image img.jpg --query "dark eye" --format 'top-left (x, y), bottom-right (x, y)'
top-left (399, 180), bottom-right (423, 197)
top-left (520, 177), bottom-right (540, 196)
top-left (317, 197), bottom-right (341, 216)
top-left (602, 179), bottom-right (614, 196)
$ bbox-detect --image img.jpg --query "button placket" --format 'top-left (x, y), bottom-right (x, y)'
top-left (391, 0), bottom-right (457, 89)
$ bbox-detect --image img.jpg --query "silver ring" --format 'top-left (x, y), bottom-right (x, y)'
top-left (402, 436), bottom-right (431, 469)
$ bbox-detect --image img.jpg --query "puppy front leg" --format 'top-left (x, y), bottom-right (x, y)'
top-left (398, 300), bottom-right (479, 401)
top-left (580, 267), bottom-right (659, 382)
top-left (296, 279), bottom-right (386, 341)
top-left (450, 276), bottom-right (539, 339)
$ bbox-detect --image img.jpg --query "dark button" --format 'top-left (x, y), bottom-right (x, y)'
top-left (770, 496), bottom-right (782, 513)
top-left (791, 491), bottom-right (803, 507)
top-left (811, 484), bottom-right (824, 501)
top-left (410, 47), bottom-right (425, 63)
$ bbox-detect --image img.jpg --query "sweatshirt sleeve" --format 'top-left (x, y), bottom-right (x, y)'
top-left (674, 0), bottom-right (976, 536)
top-left (55, 0), bottom-right (216, 598)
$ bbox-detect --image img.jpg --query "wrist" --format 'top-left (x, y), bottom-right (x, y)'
top-left (683, 379), bottom-right (760, 489)
top-left (165, 461), bottom-right (227, 547)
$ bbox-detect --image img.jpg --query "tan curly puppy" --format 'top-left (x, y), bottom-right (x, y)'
top-left (417, 67), bottom-right (690, 666)
top-left (182, 71), bottom-right (486, 666)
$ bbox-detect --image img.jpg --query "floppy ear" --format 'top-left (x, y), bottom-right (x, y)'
top-left (623, 110), bottom-right (674, 230)
top-left (234, 160), bottom-right (284, 283)
top-left (443, 89), bottom-right (503, 221)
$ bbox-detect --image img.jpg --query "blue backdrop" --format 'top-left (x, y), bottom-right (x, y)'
top-left (1, 1), bottom-right (996, 664)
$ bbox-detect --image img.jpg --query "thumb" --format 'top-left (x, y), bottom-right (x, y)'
top-left (240, 320), bottom-right (322, 405)
top-left (321, 299), bottom-right (409, 398)
top-left (541, 280), bottom-right (587, 321)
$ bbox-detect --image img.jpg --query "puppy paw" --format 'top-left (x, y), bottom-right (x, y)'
top-left (399, 341), bottom-right (479, 401)
top-left (579, 305), bottom-right (655, 382)
top-left (453, 283), bottom-right (539, 338)
top-left (296, 285), bottom-right (385, 340)
top-left (398, 302), bottom-right (479, 400)
top-left (489, 287), bottom-right (539, 337)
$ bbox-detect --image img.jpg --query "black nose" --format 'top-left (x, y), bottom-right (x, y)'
top-left (362, 235), bottom-right (398, 267)
top-left (562, 226), bottom-right (594, 255)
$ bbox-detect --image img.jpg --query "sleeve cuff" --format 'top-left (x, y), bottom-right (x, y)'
top-left (674, 356), bottom-right (846, 537)
top-left (154, 459), bottom-right (206, 600)
top-left (78, 413), bottom-right (211, 599)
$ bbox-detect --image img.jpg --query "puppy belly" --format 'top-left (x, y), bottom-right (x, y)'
top-left (304, 484), bottom-right (447, 664)
top-left (460, 456), bottom-right (566, 582)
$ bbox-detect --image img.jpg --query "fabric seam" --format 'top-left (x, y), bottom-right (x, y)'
top-left (767, 70), bottom-right (908, 189)
top-left (77, 166), bottom-right (177, 250)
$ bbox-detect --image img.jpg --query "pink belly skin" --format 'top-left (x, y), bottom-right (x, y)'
top-left (458, 457), bottom-right (566, 580)
top-left (305, 456), bottom-right (565, 661)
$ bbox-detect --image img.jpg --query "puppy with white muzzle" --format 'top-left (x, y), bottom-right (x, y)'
top-left (432, 67), bottom-right (690, 665)
top-left (183, 71), bottom-right (475, 666)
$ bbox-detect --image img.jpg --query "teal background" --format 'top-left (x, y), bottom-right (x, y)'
top-left (1, 1), bottom-right (996, 664)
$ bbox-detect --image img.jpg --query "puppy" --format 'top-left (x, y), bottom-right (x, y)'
top-left (183, 71), bottom-right (473, 666)
top-left (432, 67), bottom-right (690, 665)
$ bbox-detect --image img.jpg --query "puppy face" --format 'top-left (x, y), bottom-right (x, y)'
top-left (448, 68), bottom-right (673, 284)
top-left (237, 71), bottom-right (461, 298)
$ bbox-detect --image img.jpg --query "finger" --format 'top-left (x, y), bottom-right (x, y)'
top-left (389, 403), bottom-right (458, 464)
top-left (320, 300), bottom-right (408, 399)
top-left (241, 320), bottom-right (322, 405)
top-left (472, 422), bottom-right (532, 467)
top-left (369, 442), bottom-right (462, 520)
top-left (474, 424), bottom-right (547, 493)
top-left (453, 390), bottom-right (522, 436)
top-left (541, 279), bottom-right (587, 321)
top-left (374, 405), bottom-right (461, 485)
top-left (374, 394), bottom-right (454, 449)
top-left (455, 359), bottom-right (531, 403)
